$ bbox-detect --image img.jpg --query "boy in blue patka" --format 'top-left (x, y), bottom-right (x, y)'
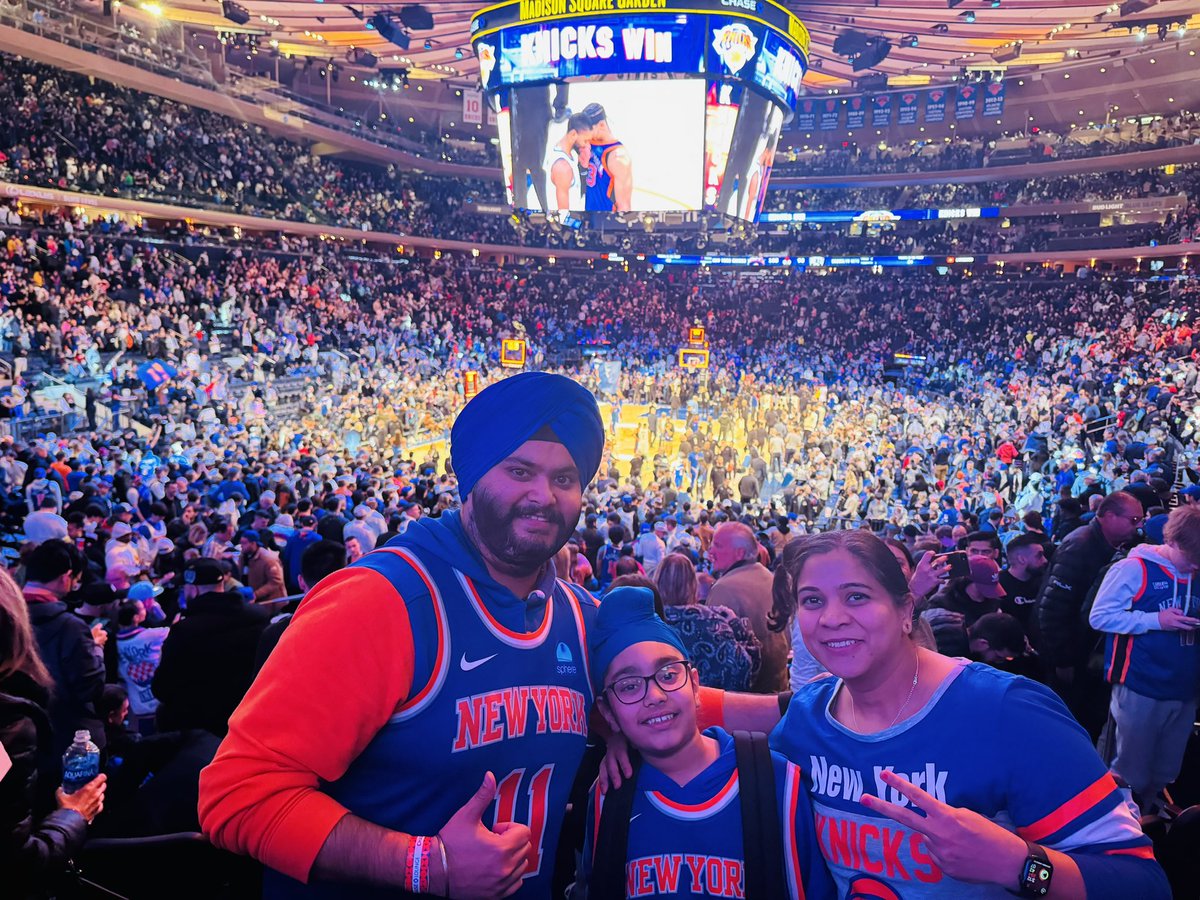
top-left (578, 587), bottom-right (834, 900)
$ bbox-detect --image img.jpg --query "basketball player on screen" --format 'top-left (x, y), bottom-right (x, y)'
top-left (581, 103), bottom-right (633, 213)
top-left (511, 83), bottom-right (569, 210)
top-left (545, 113), bottom-right (595, 212)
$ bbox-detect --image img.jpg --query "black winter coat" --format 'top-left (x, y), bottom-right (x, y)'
top-left (151, 591), bottom-right (271, 736)
top-left (1035, 520), bottom-right (1121, 670)
top-left (27, 600), bottom-right (106, 759)
top-left (0, 673), bottom-right (89, 900)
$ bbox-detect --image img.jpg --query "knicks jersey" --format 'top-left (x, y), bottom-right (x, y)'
top-left (772, 662), bottom-right (1158, 899)
top-left (1104, 557), bottom-right (1199, 701)
top-left (264, 516), bottom-right (598, 899)
top-left (581, 728), bottom-right (833, 899)
top-left (545, 147), bottom-right (579, 211)
top-left (586, 141), bottom-right (623, 211)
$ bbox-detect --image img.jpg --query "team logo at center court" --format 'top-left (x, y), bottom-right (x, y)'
top-left (476, 42), bottom-right (496, 86)
top-left (556, 641), bottom-right (577, 675)
top-left (711, 23), bottom-right (757, 75)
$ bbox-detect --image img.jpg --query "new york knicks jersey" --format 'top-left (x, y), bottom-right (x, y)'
top-left (581, 728), bottom-right (834, 899)
top-left (1104, 557), bottom-right (1199, 701)
top-left (264, 539), bottom-right (598, 899)
top-left (586, 141), bottom-right (623, 211)
top-left (771, 662), bottom-right (1157, 899)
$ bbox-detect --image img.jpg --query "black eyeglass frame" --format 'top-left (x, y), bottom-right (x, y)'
top-left (604, 660), bottom-right (693, 705)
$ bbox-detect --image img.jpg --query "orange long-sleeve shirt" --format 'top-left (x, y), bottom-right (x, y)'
top-left (197, 567), bottom-right (414, 882)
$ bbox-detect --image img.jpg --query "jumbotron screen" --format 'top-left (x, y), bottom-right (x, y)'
top-left (471, 0), bottom-right (808, 221)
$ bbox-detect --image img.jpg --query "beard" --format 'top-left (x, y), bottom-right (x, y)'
top-left (469, 485), bottom-right (575, 574)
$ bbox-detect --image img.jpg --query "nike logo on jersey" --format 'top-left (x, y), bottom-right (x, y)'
top-left (460, 653), bottom-right (498, 672)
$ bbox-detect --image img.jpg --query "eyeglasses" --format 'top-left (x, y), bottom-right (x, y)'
top-left (1108, 513), bottom-right (1145, 526)
top-left (605, 660), bottom-right (691, 705)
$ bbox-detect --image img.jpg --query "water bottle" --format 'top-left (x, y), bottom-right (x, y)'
top-left (62, 729), bottom-right (100, 795)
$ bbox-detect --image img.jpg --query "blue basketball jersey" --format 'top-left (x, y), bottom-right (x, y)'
top-left (770, 662), bottom-right (1158, 900)
top-left (1103, 557), bottom-right (1200, 701)
top-left (586, 141), bottom-right (624, 211)
top-left (265, 512), bottom-right (598, 899)
top-left (580, 727), bottom-right (835, 899)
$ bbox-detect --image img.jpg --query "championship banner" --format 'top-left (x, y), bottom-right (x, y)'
top-left (818, 97), bottom-right (840, 130)
top-left (955, 84), bottom-right (978, 120)
top-left (924, 88), bottom-right (948, 124)
top-left (463, 89), bottom-right (484, 125)
top-left (898, 92), bottom-right (919, 126)
top-left (795, 98), bottom-right (817, 131)
top-left (871, 93), bottom-right (892, 127)
top-left (983, 81), bottom-right (1006, 118)
top-left (137, 359), bottom-right (177, 389)
top-left (845, 95), bottom-right (866, 129)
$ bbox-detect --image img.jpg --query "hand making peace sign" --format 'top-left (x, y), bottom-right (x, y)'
top-left (861, 768), bottom-right (1030, 889)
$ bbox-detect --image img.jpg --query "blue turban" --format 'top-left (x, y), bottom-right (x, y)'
top-left (588, 587), bottom-right (687, 696)
top-left (451, 372), bottom-right (604, 499)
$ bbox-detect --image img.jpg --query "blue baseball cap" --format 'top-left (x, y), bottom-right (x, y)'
top-left (128, 581), bottom-right (163, 602)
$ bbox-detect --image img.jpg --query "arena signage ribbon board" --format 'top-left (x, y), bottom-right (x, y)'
top-left (481, 15), bottom-right (706, 88)
top-left (472, 0), bottom-right (810, 57)
top-left (760, 207), bottom-right (1001, 224)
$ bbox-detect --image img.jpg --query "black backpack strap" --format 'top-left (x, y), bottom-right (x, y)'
top-left (588, 752), bottom-right (642, 899)
top-left (734, 731), bottom-right (786, 900)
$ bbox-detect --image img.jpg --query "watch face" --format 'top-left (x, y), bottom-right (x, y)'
top-left (1024, 859), bottom-right (1053, 896)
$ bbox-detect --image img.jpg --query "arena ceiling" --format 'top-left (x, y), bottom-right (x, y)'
top-left (156, 0), bottom-right (1200, 89)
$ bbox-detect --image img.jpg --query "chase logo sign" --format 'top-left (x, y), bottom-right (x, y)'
top-left (712, 22), bottom-right (757, 74)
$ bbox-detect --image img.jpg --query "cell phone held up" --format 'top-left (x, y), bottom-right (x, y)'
top-left (939, 551), bottom-right (971, 580)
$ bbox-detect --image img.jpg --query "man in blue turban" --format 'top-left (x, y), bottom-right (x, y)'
top-left (451, 371), bottom-right (605, 595)
top-left (200, 370), bottom-right (609, 899)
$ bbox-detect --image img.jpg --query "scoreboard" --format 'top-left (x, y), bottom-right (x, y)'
top-left (471, 0), bottom-right (809, 222)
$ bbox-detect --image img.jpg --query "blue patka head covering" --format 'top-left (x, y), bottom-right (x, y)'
top-left (450, 372), bottom-right (604, 498)
top-left (588, 587), bottom-right (688, 696)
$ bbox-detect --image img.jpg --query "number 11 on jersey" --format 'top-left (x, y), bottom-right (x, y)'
top-left (493, 765), bottom-right (554, 878)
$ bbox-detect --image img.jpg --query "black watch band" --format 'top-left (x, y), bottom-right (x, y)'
top-left (1013, 841), bottom-right (1053, 897)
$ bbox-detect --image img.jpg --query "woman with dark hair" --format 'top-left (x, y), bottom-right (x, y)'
top-left (763, 530), bottom-right (1167, 899)
top-left (0, 568), bottom-right (106, 899)
top-left (655, 553), bottom-right (760, 691)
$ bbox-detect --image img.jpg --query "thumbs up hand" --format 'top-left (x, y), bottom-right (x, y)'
top-left (436, 772), bottom-right (532, 898)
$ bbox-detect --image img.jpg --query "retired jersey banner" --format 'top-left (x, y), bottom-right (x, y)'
top-left (462, 89), bottom-right (484, 125)
top-left (845, 95), bottom-right (866, 129)
top-left (818, 97), bottom-right (840, 130)
top-left (955, 84), bottom-right (978, 120)
top-left (982, 81), bottom-right (1006, 118)
top-left (924, 88), bottom-right (948, 123)
top-left (871, 93), bottom-right (892, 127)
top-left (796, 98), bottom-right (817, 131)
top-left (898, 92), bottom-right (919, 125)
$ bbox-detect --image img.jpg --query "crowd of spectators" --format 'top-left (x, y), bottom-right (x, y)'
top-left (1, 207), bottom-right (1198, 894)
top-left (2, 49), bottom-right (1200, 899)
top-left (3, 53), bottom-right (1200, 261)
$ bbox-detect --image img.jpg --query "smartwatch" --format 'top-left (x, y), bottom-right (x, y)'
top-left (1016, 842), bottom-right (1053, 897)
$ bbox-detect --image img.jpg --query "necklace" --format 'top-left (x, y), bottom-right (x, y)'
top-left (850, 654), bottom-right (920, 733)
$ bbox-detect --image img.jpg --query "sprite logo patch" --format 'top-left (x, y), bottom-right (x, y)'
top-left (711, 23), bottom-right (757, 75)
